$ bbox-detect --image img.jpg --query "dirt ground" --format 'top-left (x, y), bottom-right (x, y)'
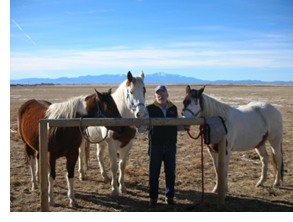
top-left (10, 84), bottom-right (293, 212)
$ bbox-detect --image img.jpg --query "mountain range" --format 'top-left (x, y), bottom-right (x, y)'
top-left (10, 72), bottom-right (293, 85)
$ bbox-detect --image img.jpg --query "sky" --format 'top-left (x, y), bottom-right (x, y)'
top-left (9, 0), bottom-right (293, 81)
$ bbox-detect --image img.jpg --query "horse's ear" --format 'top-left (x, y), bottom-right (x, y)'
top-left (107, 88), bottom-right (112, 95)
top-left (140, 71), bottom-right (145, 81)
top-left (127, 71), bottom-right (133, 82)
top-left (186, 85), bottom-right (191, 94)
top-left (95, 89), bottom-right (103, 101)
top-left (199, 85), bottom-right (206, 95)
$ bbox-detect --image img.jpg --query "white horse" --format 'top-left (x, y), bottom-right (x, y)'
top-left (182, 85), bottom-right (284, 193)
top-left (78, 71), bottom-right (146, 196)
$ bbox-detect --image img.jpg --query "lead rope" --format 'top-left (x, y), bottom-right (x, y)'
top-left (79, 117), bottom-right (109, 144)
top-left (186, 117), bottom-right (206, 210)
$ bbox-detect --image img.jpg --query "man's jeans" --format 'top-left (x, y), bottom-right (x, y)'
top-left (149, 144), bottom-right (176, 200)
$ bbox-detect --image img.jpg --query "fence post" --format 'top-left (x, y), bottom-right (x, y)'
top-left (217, 135), bottom-right (227, 210)
top-left (39, 120), bottom-right (49, 212)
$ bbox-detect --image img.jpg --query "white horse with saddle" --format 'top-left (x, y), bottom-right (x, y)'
top-left (182, 85), bottom-right (284, 193)
top-left (78, 71), bottom-right (146, 196)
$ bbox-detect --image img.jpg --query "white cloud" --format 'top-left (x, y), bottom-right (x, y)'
top-left (10, 49), bottom-right (293, 72)
top-left (10, 42), bottom-right (293, 77)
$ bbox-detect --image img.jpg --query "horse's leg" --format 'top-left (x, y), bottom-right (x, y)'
top-left (48, 175), bottom-right (55, 206)
top-left (97, 143), bottom-right (110, 183)
top-left (35, 153), bottom-right (39, 184)
top-left (224, 152), bottom-right (231, 193)
top-left (107, 140), bottom-right (119, 196)
top-left (118, 158), bottom-right (127, 194)
top-left (25, 144), bottom-right (38, 190)
top-left (255, 145), bottom-right (268, 187)
top-left (269, 142), bottom-right (283, 187)
top-left (48, 155), bottom-right (56, 206)
top-left (118, 140), bottom-right (133, 194)
top-left (29, 156), bottom-right (38, 190)
top-left (207, 149), bottom-right (219, 193)
top-left (78, 139), bottom-right (86, 181)
top-left (208, 148), bottom-right (229, 193)
top-left (66, 152), bottom-right (79, 207)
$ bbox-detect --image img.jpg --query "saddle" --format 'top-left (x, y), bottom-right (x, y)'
top-left (203, 116), bottom-right (228, 153)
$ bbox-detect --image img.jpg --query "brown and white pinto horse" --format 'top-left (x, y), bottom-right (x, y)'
top-left (17, 89), bottom-right (130, 207)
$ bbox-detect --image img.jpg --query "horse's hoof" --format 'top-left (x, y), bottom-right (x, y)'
top-left (70, 200), bottom-right (78, 208)
top-left (212, 188), bottom-right (218, 193)
top-left (79, 176), bottom-right (86, 181)
top-left (273, 182), bottom-right (280, 187)
top-left (119, 186), bottom-right (127, 194)
top-left (49, 201), bottom-right (55, 206)
top-left (119, 190), bottom-right (127, 195)
top-left (255, 181), bottom-right (264, 187)
top-left (102, 177), bottom-right (111, 183)
top-left (111, 190), bottom-right (119, 197)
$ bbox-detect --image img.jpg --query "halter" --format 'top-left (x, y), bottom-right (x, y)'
top-left (126, 88), bottom-right (145, 111)
top-left (182, 100), bottom-right (202, 118)
top-left (183, 107), bottom-right (202, 118)
top-left (79, 97), bottom-right (121, 144)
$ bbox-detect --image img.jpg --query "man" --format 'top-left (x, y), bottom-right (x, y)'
top-left (138, 85), bottom-right (186, 207)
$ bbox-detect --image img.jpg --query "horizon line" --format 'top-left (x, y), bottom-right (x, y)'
top-left (10, 72), bottom-right (293, 84)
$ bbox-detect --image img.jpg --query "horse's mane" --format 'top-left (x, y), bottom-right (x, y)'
top-left (46, 96), bottom-right (87, 119)
top-left (201, 93), bottom-right (232, 118)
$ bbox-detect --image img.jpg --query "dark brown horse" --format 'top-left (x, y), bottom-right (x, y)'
top-left (17, 89), bottom-right (132, 207)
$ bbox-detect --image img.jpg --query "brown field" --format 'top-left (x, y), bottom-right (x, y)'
top-left (10, 84), bottom-right (293, 212)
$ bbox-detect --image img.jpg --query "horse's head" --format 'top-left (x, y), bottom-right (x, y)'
top-left (125, 71), bottom-right (146, 118)
top-left (182, 85), bottom-right (205, 118)
top-left (94, 88), bottom-right (121, 118)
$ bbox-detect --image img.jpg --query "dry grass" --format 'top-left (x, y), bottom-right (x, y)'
top-left (10, 84), bottom-right (293, 212)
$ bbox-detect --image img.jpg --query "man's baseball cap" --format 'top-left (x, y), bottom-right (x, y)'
top-left (155, 85), bottom-right (167, 93)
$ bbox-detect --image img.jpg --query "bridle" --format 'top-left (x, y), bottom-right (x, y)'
top-left (79, 97), bottom-right (121, 144)
top-left (126, 87), bottom-right (145, 111)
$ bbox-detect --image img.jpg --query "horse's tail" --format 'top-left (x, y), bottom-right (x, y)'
top-left (17, 115), bottom-right (30, 164)
top-left (17, 101), bottom-right (39, 164)
top-left (17, 107), bottom-right (25, 143)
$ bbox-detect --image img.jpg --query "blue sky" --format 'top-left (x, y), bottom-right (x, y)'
top-left (9, 0), bottom-right (293, 81)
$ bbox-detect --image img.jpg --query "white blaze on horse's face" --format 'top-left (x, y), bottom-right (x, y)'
top-left (125, 71), bottom-right (146, 118)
